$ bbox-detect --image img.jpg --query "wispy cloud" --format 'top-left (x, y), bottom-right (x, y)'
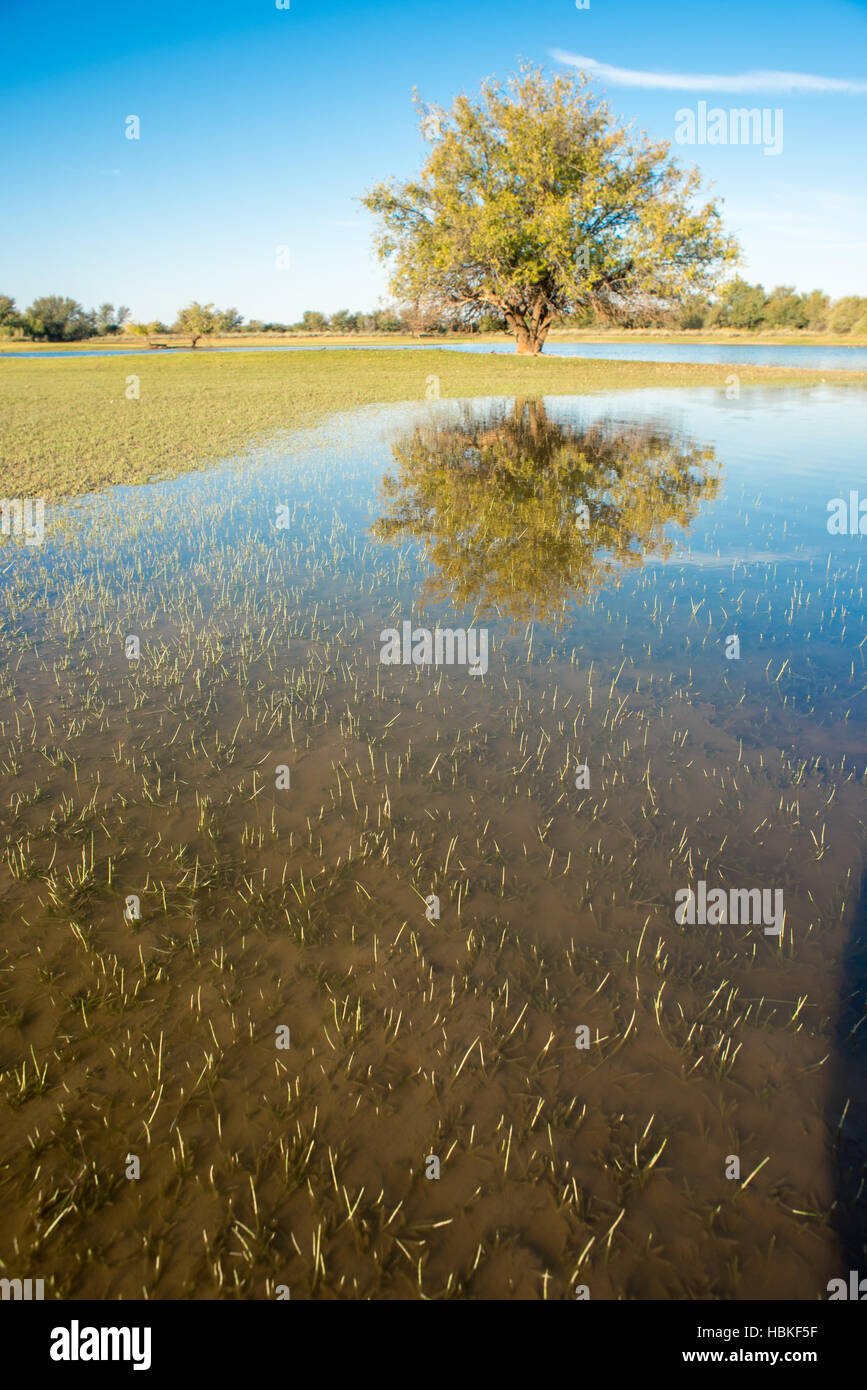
top-left (550, 50), bottom-right (867, 94)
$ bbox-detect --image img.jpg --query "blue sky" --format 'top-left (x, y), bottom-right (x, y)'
top-left (1, 0), bottom-right (865, 323)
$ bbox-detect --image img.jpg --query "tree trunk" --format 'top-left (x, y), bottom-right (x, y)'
top-left (510, 318), bottom-right (548, 355)
top-left (500, 304), bottom-right (551, 355)
top-left (514, 398), bottom-right (548, 438)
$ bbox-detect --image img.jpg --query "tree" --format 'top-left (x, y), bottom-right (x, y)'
top-left (330, 309), bottom-right (359, 333)
top-left (127, 320), bottom-right (167, 335)
top-left (373, 306), bottom-right (405, 332)
top-left (361, 65), bottom-right (738, 354)
top-left (25, 295), bottom-right (95, 341)
top-left (0, 295), bottom-right (21, 338)
top-left (764, 286), bottom-right (808, 330)
top-left (677, 293), bottom-right (711, 329)
top-left (710, 278), bottom-right (767, 330)
top-left (215, 306), bottom-right (243, 332)
top-left (828, 296), bottom-right (867, 334)
top-left (174, 301), bottom-right (220, 346)
top-left (95, 303), bottom-right (131, 335)
top-left (299, 310), bottom-right (328, 332)
top-left (801, 290), bottom-right (829, 331)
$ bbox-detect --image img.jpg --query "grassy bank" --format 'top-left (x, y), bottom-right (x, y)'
top-left (2, 347), bottom-right (866, 499)
top-left (3, 326), bottom-right (867, 352)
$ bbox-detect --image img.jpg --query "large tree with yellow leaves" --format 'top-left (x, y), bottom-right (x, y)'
top-left (361, 66), bottom-right (738, 354)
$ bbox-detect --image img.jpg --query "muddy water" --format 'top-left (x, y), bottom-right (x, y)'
top-left (0, 386), bottom-right (864, 1299)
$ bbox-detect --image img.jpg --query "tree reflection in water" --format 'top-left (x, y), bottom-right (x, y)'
top-left (372, 399), bottom-right (721, 624)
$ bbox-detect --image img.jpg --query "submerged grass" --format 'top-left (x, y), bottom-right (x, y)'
top-left (0, 394), bottom-right (864, 1298)
top-left (2, 348), bottom-right (866, 499)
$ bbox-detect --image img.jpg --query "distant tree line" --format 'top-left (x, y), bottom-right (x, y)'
top-left (0, 296), bottom-right (246, 346)
top-left (0, 295), bottom-right (132, 341)
top-left (241, 290), bottom-right (867, 336)
top-left (561, 281), bottom-right (867, 335)
top-left (0, 294), bottom-right (422, 343)
top-left (680, 281), bottom-right (867, 334)
top-left (2, 284), bottom-right (865, 343)
top-left (287, 289), bottom-right (867, 336)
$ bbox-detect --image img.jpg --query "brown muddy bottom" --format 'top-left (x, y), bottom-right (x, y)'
top-left (0, 389), bottom-right (865, 1299)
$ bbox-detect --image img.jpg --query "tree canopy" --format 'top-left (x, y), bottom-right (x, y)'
top-left (23, 295), bottom-right (95, 341)
top-left (95, 302), bottom-right (131, 335)
top-left (361, 65), bottom-right (739, 354)
top-left (174, 301), bottom-right (242, 345)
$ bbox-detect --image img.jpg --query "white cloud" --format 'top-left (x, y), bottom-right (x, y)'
top-left (550, 50), bottom-right (867, 94)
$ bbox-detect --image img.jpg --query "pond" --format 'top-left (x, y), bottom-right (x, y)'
top-left (0, 385), bottom-right (864, 1300)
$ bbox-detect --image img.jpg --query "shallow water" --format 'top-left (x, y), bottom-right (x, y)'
top-left (0, 386), bottom-right (864, 1300)
top-left (3, 341), bottom-right (867, 369)
top-left (448, 341), bottom-right (867, 370)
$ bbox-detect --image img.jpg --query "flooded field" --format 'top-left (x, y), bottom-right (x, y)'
top-left (5, 341), bottom-right (867, 370)
top-left (0, 386), bottom-right (865, 1300)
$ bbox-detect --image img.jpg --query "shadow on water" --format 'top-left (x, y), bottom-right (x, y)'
top-left (831, 865), bottom-right (867, 1277)
top-left (372, 397), bottom-right (720, 625)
